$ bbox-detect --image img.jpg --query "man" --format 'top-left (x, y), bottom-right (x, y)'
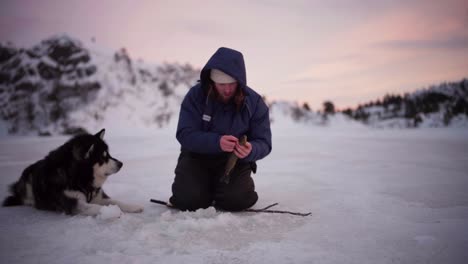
top-left (169, 47), bottom-right (272, 211)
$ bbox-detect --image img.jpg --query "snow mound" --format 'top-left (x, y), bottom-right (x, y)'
top-left (132, 206), bottom-right (307, 254)
top-left (97, 205), bottom-right (122, 220)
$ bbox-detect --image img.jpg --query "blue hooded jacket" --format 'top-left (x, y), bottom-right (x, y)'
top-left (176, 47), bottom-right (272, 162)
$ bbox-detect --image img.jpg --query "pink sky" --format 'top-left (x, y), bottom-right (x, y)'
top-left (1, 0), bottom-right (467, 109)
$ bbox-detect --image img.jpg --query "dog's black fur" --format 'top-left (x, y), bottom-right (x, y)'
top-left (2, 129), bottom-right (143, 215)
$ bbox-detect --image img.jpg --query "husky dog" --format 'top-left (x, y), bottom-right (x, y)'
top-left (2, 129), bottom-right (143, 216)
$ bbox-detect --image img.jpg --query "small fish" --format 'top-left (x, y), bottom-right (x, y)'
top-left (220, 135), bottom-right (247, 184)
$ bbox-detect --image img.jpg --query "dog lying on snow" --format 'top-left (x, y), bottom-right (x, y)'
top-left (2, 129), bottom-right (143, 216)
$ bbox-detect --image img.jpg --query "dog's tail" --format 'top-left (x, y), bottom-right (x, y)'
top-left (3, 163), bottom-right (38, 207)
top-left (2, 182), bottom-right (24, 207)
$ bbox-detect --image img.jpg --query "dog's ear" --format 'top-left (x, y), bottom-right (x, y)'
top-left (84, 144), bottom-right (94, 160)
top-left (95, 129), bottom-right (105, 140)
top-left (73, 145), bottom-right (94, 160)
top-left (73, 146), bottom-right (82, 160)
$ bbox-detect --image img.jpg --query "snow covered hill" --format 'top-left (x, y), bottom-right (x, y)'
top-left (1, 35), bottom-right (466, 136)
top-left (0, 35), bottom-right (199, 136)
top-left (340, 79), bottom-right (468, 128)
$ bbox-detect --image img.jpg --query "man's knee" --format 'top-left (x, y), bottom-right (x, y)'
top-left (215, 191), bottom-right (258, 211)
top-left (169, 191), bottom-right (212, 211)
top-left (170, 153), bottom-right (213, 211)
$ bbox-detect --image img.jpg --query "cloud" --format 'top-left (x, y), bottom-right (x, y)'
top-left (375, 35), bottom-right (468, 50)
top-left (178, 18), bottom-right (246, 38)
top-left (282, 77), bottom-right (325, 85)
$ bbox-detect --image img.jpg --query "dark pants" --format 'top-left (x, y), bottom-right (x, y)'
top-left (169, 151), bottom-right (258, 211)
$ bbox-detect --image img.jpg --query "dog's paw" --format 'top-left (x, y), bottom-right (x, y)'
top-left (120, 204), bottom-right (144, 213)
top-left (78, 203), bottom-right (103, 216)
top-left (98, 205), bottom-right (123, 220)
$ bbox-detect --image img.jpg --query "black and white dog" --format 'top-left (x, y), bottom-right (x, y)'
top-left (2, 129), bottom-right (143, 216)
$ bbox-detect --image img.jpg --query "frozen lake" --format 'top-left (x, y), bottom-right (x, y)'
top-left (1, 122), bottom-right (467, 264)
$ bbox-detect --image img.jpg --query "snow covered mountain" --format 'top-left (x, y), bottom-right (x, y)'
top-left (1, 35), bottom-right (466, 136)
top-left (0, 35), bottom-right (199, 135)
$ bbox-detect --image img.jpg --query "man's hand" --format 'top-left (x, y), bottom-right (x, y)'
top-left (220, 135), bottom-right (238, 152)
top-left (234, 141), bottom-right (252, 159)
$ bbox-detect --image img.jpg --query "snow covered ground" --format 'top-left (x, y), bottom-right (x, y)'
top-left (1, 119), bottom-right (468, 264)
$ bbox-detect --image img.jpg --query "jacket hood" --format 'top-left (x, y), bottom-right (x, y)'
top-left (200, 47), bottom-right (247, 87)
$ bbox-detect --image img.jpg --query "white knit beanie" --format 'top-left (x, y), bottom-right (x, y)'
top-left (210, 69), bottom-right (236, 84)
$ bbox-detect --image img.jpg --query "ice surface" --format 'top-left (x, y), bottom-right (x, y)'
top-left (0, 120), bottom-right (467, 263)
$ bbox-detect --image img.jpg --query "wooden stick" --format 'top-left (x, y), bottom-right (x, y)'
top-left (150, 199), bottom-right (311, 217)
top-left (245, 203), bottom-right (311, 216)
top-left (245, 208), bottom-right (311, 217)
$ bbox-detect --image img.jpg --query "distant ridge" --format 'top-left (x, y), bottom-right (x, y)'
top-left (339, 79), bottom-right (468, 128)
